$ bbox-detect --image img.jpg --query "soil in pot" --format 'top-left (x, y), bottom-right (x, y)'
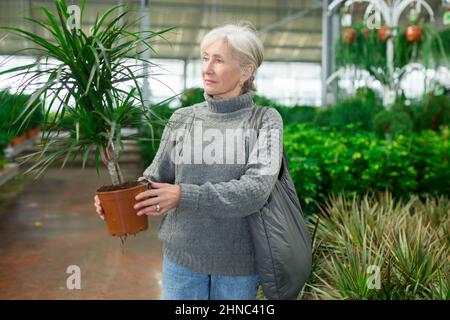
top-left (96, 181), bottom-right (149, 238)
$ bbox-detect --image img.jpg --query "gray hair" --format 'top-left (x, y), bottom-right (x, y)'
top-left (200, 22), bottom-right (264, 93)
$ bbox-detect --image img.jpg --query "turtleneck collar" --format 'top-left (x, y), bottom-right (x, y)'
top-left (203, 91), bottom-right (254, 113)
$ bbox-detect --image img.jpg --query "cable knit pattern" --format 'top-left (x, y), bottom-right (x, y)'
top-left (138, 91), bottom-right (284, 275)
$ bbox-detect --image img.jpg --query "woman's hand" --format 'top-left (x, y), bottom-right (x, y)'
top-left (94, 195), bottom-right (105, 220)
top-left (134, 181), bottom-right (181, 217)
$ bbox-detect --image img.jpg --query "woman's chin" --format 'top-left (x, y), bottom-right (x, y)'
top-left (204, 89), bottom-right (217, 96)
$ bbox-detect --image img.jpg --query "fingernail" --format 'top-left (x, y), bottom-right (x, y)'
top-left (136, 212), bottom-right (141, 216)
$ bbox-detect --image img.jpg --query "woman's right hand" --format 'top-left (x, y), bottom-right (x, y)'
top-left (94, 195), bottom-right (105, 220)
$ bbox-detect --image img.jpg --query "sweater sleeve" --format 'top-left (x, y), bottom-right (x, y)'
top-left (137, 108), bottom-right (187, 184)
top-left (177, 107), bottom-right (283, 219)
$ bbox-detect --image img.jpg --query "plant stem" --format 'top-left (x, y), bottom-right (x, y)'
top-left (100, 147), bottom-right (124, 186)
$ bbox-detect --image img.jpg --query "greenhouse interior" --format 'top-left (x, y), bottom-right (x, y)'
top-left (0, 0), bottom-right (449, 301)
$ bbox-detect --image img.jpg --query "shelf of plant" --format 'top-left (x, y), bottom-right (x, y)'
top-left (0, 163), bottom-right (19, 188)
top-left (4, 136), bottom-right (40, 159)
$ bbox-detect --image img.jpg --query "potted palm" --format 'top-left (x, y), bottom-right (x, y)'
top-left (0, 0), bottom-right (175, 238)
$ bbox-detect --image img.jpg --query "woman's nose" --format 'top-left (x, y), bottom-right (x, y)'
top-left (202, 61), bottom-right (214, 74)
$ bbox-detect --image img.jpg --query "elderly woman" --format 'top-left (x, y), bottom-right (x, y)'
top-left (94, 23), bottom-right (283, 300)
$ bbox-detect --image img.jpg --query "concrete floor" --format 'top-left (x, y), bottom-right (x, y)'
top-left (0, 164), bottom-right (164, 299)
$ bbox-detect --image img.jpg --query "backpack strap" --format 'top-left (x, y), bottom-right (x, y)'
top-left (249, 105), bottom-right (269, 132)
top-left (247, 105), bottom-right (286, 180)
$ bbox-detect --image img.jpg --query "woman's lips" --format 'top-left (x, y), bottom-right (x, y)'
top-left (204, 80), bottom-right (216, 85)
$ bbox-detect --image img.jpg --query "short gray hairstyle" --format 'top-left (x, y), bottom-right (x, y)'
top-left (200, 22), bottom-right (264, 93)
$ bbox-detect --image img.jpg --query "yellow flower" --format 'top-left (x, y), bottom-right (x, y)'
top-left (352, 152), bottom-right (362, 159)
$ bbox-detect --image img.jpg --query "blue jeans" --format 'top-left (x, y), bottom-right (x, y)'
top-left (161, 255), bottom-right (260, 300)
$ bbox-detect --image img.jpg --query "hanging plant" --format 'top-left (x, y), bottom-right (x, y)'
top-left (405, 25), bottom-right (422, 42)
top-left (394, 23), bottom-right (448, 70)
top-left (342, 27), bottom-right (356, 44)
top-left (377, 26), bottom-right (391, 42)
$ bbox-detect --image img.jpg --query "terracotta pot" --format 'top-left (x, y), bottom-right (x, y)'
top-left (96, 182), bottom-right (148, 237)
top-left (405, 25), bottom-right (422, 42)
top-left (31, 128), bottom-right (41, 138)
top-left (10, 134), bottom-right (27, 147)
top-left (26, 128), bottom-right (40, 139)
top-left (377, 26), bottom-right (390, 42)
top-left (342, 28), bottom-right (356, 44)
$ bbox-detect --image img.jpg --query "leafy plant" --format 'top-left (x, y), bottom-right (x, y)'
top-left (0, 132), bottom-right (11, 168)
top-left (138, 102), bottom-right (177, 168)
top-left (373, 109), bottom-right (413, 137)
top-left (179, 87), bottom-right (204, 108)
top-left (284, 123), bottom-right (449, 214)
top-left (301, 192), bottom-right (449, 300)
top-left (0, 0), bottom-right (176, 185)
top-left (395, 24), bottom-right (448, 70)
top-left (0, 90), bottom-right (42, 137)
top-left (413, 93), bottom-right (450, 131)
top-left (314, 88), bottom-right (383, 132)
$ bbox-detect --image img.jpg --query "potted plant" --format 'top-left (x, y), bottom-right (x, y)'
top-left (377, 25), bottom-right (391, 42)
top-left (404, 5), bottom-right (423, 42)
top-left (341, 27), bottom-right (356, 44)
top-left (405, 24), bottom-right (422, 42)
top-left (0, 0), bottom-right (175, 238)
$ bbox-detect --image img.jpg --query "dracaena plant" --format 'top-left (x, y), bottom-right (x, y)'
top-left (0, 0), bottom-right (175, 186)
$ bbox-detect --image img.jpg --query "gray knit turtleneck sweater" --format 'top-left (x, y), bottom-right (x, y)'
top-left (138, 91), bottom-right (284, 275)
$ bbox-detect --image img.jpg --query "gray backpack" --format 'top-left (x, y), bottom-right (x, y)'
top-left (246, 105), bottom-right (312, 300)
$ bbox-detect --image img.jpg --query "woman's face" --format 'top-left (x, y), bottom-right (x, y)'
top-left (201, 39), bottom-right (252, 99)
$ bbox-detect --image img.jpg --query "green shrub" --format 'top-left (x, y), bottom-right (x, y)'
top-left (0, 90), bottom-right (43, 136)
top-left (179, 87), bottom-right (205, 108)
top-left (253, 94), bottom-right (284, 108)
top-left (373, 110), bottom-right (413, 137)
top-left (0, 132), bottom-right (11, 167)
top-left (284, 124), bottom-right (449, 215)
top-left (314, 87), bottom-right (383, 132)
top-left (274, 105), bottom-right (318, 126)
top-left (409, 128), bottom-right (450, 196)
top-left (413, 93), bottom-right (450, 131)
top-left (138, 103), bottom-right (177, 167)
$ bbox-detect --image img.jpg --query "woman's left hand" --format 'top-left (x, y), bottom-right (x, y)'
top-left (134, 181), bottom-right (181, 217)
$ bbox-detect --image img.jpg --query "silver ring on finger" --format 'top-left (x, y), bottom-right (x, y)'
top-left (155, 204), bottom-right (161, 212)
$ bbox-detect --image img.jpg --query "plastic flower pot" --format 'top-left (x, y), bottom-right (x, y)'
top-left (377, 26), bottom-right (390, 42)
top-left (96, 182), bottom-right (149, 237)
top-left (342, 27), bottom-right (356, 44)
top-left (405, 25), bottom-right (422, 42)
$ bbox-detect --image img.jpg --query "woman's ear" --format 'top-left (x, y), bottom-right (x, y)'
top-left (242, 64), bottom-right (255, 82)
